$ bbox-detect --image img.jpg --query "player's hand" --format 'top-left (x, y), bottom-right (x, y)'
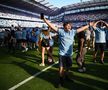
top-left (89, 22), bottom-right (95, 26)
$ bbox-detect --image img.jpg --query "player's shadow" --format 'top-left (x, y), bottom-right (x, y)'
top-left (12, 52), bottom-right (42, 64)
top-left (11, 61), bottom-right (108, 90)
top-left (11, 61), bottom-right (60, 88)
top-left (71, 63), bottom-right (108, 90)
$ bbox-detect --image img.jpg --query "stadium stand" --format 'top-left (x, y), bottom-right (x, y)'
top-left (0, 0), bottom-right (108, 28)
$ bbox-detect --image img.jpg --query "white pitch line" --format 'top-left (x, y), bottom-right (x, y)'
top-left (8, 52), bottom-right (75, 90)
top-left (8, 61), bottom-right (58, 90)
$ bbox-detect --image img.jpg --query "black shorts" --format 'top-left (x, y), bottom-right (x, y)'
top-left (95, 43), bottom-right (105, 51)
top-left (41, 39), bottom-right (49, 47)
top-left (106, 40), bottom-right (108, 48)
top-left (59, 55), bottom-right (72, 68)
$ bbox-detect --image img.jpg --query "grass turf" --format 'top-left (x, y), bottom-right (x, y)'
top-left (0, 47), bottom-right (108, 90)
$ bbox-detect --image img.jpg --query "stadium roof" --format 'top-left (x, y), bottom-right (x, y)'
top-left (0, 0), bottom-right (59, 15)
top-left (0, 0), bottom-right (108, 16)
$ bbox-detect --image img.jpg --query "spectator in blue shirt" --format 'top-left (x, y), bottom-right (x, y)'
top-left (92, 20), bottom-right (108, 64)
top-left (21, 28), bottom-right (28, 52)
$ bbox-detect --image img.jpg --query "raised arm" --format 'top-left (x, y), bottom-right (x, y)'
top-left (92, 20), bottom-right (100, 29)
top-left (99, 20), bottom-right (108, 27)
top-left (77, 22), bottom-right (94, 33)
top-left (92, 20), bottom-right (108, 29)
top-left (77, 25), bottom-right (89, 33)
top-left (40, 13), bottom-right (58, 32)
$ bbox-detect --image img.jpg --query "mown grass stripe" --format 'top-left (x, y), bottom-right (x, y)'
top-left (8, 52), bottom-right (75, 90)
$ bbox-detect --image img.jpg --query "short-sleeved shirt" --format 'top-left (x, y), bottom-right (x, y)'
top-left (40, 33), bottom-right (50, 39)
top-left (0, 32), bottom-right (4, 39)
top-left (35, 29), bottom-right (41, 42)
top-left (58, 29), bottom-right (77, 56)
top-left (26, 28), bottom-right (32, 40)
top-left (77, 31), bottom-right (86, 51)
top-left (106, 29), bottom-right (108, 40)
top-left (95, 27), bottom-right (106, 43)
top-left (49, 32), bottom-right (57, 46)
top-left (22, 29), bottom-right (27, 40)
top-left (31, 31), bottom-right (37, 42)
top-left (15, 31), bottom-right (22, 40)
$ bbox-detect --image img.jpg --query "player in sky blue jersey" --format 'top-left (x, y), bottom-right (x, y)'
top-left (41, 13), bottom-right (94, 87)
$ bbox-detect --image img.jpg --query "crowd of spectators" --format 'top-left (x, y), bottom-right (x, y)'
top-left (0, 25), bottom-right (41, 52)
top-left (64, 13), bottom-right (108, 22)
top-left (0, 8), bottom-right (43, 27)
top-left (0, 19), bottom-right (39, 27)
